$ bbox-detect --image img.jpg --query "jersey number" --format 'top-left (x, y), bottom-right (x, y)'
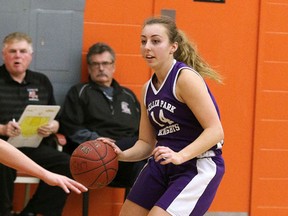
top-left (151, 109), bottom-right (174, 127)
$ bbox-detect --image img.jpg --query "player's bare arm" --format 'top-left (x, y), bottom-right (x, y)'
top-left (126, 83), bottom-right (157, 160)
top-left (176, 69), bottom-right (224, 162)
top-left (0, 139), bottom-right (88, 194)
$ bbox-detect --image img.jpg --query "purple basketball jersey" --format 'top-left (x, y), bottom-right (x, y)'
top-left (145, 60), bottom-right (220, 152)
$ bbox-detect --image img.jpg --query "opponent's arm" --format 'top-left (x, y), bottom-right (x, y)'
top-left (0, 139), bottom-right (87, 194)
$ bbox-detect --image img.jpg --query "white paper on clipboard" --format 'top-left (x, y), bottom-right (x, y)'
top-left (7, 105), bottom-right (60, 148)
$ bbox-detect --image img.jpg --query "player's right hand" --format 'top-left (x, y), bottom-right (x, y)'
top-left (97, 137), bottom-right (122, 155)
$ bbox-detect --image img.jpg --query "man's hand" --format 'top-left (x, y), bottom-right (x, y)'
top-left (1, 120), bottom-right (21, 137)
top-left (38, 120), bottom-right (59, 137)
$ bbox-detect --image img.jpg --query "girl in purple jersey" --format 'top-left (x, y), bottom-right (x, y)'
top-left (101, 16), bottom-right (225, 216)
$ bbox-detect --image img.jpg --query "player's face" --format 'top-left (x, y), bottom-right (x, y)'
top-left (88, 51), bottom-right (115, 87)
top-left (2, 40), bottom-right (33, 76)
top-left (140, 24), bottom-right (177, 70)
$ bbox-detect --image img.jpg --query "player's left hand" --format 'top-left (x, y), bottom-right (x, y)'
top-left (152, 146), bottom-right (183, 165)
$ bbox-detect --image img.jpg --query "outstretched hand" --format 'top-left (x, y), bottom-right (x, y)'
top-left (43, 171), bottom-right (88, 194)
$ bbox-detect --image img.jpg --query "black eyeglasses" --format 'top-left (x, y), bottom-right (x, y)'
top-left (89, 61), bottom-right (114, 69)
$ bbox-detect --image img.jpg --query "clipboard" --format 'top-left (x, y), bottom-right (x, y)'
top-left (7, 105), bottom-right (60, 148)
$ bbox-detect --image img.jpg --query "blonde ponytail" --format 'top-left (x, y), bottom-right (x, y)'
top-left (175, 30), bottom-right (223, 83)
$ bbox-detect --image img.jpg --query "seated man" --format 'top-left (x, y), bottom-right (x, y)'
top-left (0, 32), bottom-right (73, 216)
top-left (60, 42), bottom-right (146, 189)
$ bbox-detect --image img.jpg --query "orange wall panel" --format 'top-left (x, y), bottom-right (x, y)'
top-left (252, 209), bottom-right (288, 216)
top-left (256, 150), bottom-right (288, 178)
top-left (84, 0), bottom-right (153, 24)
top-left (257, 92), bottom-right (288, 119)
top-left (262, 34), bottom-right (288, 61)
top-left (83, 24), bottom-right (141, 54)
top-left (251, 0), bottom-right (288, 215)
top-left (251, 178), bottom-right (288, 215)
top-left (265, 3), bottom-right (288, 32)
top-left (114, 55), bottom-right (147, 98)
top-left (256, 179), bottom-right (288, 206)
top-left (262, 63), bottom-right (288, 91)
top-left (253, 179), bottom-right (288, 216)
top-left (13, 184), bottom-right (37, 213)
top-left (116, 55), bottom-right (150, 85)
top-left (63, 187), bottom-right (126, 216)
top-left (255, 120), bottom-right (288, 149)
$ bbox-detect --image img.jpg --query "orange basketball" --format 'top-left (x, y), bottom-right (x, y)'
top-left (70, 140), bottom-right (118, 189)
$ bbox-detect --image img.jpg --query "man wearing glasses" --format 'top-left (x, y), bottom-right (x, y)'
top-left (60, 42), bottom-right (146, 189)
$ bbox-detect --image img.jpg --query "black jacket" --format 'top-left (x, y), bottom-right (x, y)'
top-left (60, 79), bottom-right (140, 151)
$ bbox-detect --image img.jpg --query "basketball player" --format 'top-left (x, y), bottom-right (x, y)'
top-left (101, 16), bottom-right (225, 216)
top-left (0, 138), bottom-right (87, 194)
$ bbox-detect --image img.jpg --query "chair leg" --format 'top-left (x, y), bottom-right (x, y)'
top-left (24, 184), bottom-right (31, 207)
top-left (124, 188), bottom-right (130, 201)
top-left (82, 191), bottom-right (89, 216)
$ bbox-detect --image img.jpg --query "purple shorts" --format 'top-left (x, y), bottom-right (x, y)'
top-left (127, 155), bottom-right (225, 216)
